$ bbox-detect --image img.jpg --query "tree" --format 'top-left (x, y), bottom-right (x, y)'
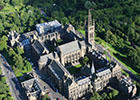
top-left (0, 35), bottom-right (8, 51)
top-left (11, 0), bottom-right (20, 6)
top-left (112, 89), bottom-right (119, 98)
top-left (24, 60), bottom-right (32, 72)
top-left (16, 46), bottom-right (24, 55)
top-left (101, 92), bottom-right (108, 100)
top-left (85, 1), bottom-right (96, 9)
top-left (105, 30), bottom-right (117, 46)
top-left (83, 56), bottom-right (89, 65)
top-left (42, 94), bottom-right (50, 100)
top-left (90, 92), bottom-right (102, 100)
top-left (8, 48), bottom-right (16, 57)
top-left (13, 54), bottom-right (24, 69)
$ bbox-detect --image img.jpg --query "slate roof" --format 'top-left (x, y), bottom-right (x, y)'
top-left (39, 52), bottom-right (59, 64)
top-left (32, 40), bottom-right (45, 55)
top-left (75, 76), bottom-right (91, 85)
top-left (58, 40), bottom-right (80, 55)
top-left (48, 61), bottom-right (65, 80)
top-left (48, 60), bottom-right (71, 80)
top-left (96, 67), bottom-right (111, 77)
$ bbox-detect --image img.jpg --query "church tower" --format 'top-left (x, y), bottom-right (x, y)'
top-left (85, 9), bottom-right (95, 49)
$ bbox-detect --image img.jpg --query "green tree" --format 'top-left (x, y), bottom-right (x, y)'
top-left (24, 60), bottom-right (32, 72)
top-left (16, 46), bottom-right (24, 55)
top-left (112, 89), bottom-right (119, 98)
top-left (101, 92), bottom-right (108, 100)
top-left (11, 0), bottom-right (20, 6)
top-left (9, 48), bottom-right (16, 57)
top-left (90, 92), bottom-right (102, 100)
top-left (0, 35), bottom-right (8, 51)
top-left (83, 56), bottom-right (89, 65)
top-left (42, 94), bottom-right (50, 100)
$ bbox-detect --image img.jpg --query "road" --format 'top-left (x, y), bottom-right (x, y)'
top-left (95, 43), bottom-right (140, 83)
top-left (0, 54), bottom-right (28, 100)
top-left (77, 31), bottom-right (140, 83)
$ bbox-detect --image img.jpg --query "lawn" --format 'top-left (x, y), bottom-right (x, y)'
top-left (77, 29), bottom-right (86, 36)
top-left (67, 64), bottom-right (82, 74)
top-left (75, 64), bottom-right (82, 68)
top-left (95, 37), bottom-right (139, 78)
top-left (77, 28), bottom-right (139, 78)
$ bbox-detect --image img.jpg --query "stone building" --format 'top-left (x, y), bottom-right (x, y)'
top-left (119, 76), bottom-right (137, 97)
top-left (46, 60), bottom-right (93, 100)
top-left (57, 40), bottom-right (86, 65)
top-left (21, 78), bottom-right (48, 100)
top-left (36, 20), bottom-right (62, 34)
top-left (8, 9), bottom-right (137, 100)
top-left (85, 9), bottom-right (95, 50)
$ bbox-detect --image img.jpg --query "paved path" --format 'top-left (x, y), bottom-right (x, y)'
top-left (0, 54), bottom-right (28, 100)
top-left (95, 43), bottom-right (140, 83)
top-left (77, 31), bottom-right (140, 83)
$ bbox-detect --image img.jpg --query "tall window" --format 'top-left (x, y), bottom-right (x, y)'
top-left (90, 33), bottom-right (93, 38)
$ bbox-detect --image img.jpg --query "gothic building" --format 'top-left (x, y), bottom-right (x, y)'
top-left (85, 9), bottom-right (95, 50)
top-left (8, 10), bottom-right (126, 100)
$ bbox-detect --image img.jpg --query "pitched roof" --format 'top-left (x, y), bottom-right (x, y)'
top-left (32, 40), bottom-right (45, 55)
top-left (58, 40), bottom-right (80, 55)
top-left (48, 61), bottom-right (65, 80)
top-left (48, 60), bottom-right (71, 80)
top-left (96, 67), bottom-right (111, 77)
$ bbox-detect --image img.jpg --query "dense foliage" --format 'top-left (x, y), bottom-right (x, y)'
top-left (0, 0), bottom-right (140, 73)
top-left (0, 0), bottom-right (140, 99)
top-left (0, 35), bottom-right (32, 77)
top-left (90, 89), bottom-right (119, 100)
top-left (0, 68), bottom-right (13, 100)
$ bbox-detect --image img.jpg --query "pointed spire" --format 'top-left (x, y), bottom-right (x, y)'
top-left (91, 61), bottom-right (95, 74)
top-left (84, 17), bottom-right (87, 26)
top-left (88, 9), bottom-right (92, 26)
top-left (93, 18), bottom-right (95, 26)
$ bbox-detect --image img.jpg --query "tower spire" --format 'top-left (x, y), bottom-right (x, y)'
top-left (85, 9), bottom-right (95, 50)
top-left (91, 61), bottom-right (95, 74)
top-left (88, 9), bottom-right (92, 26)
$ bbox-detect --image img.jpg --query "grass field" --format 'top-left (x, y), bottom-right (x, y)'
top-left (95, 37), bottom-right (139, 77)
top-left (77, 28), bottom-right (139, 78)
top-left (77, 29), bottom-right (85, 36)
top-left (67, 64), bottom-right (82, 74)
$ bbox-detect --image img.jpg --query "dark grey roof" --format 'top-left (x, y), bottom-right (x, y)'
top-left (76, 76), bottom-right (91, 85)
top-left (48, 61), bottom-right (65, 80)
top-left (81, 65), bottom-right (91, 76)
top-left (38, 52), bottom-right (59, 66)
top-left (32, 40), bottom-right (45, 55)
top-left (58, 40), bottom-right (80, 55)
top-left (65, 77), bottom-right (73, 86)
top-left (96, 67), bottom-right (111, 77)
top-left (23, 30), bottom-right (38, 40)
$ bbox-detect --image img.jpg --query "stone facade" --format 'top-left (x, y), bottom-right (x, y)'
top-left (85, 9), bottom-right (95, 49)
top-left (21, 78), bottom-right (48, 100)
top-left (8, 9), bottom-right (137, 100)
top-left (57, 40), bottom-right (86, 65)
top-left (119, 76), bottom-right (137, 97)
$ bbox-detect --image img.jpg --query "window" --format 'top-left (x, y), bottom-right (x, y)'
top-left (90, 33), bottom-right (93, 38)
top-left (90, 27), bottom-right (93, 30)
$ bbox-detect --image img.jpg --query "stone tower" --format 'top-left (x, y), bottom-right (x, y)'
top-left (85, 9), bottom-right (95, 49)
